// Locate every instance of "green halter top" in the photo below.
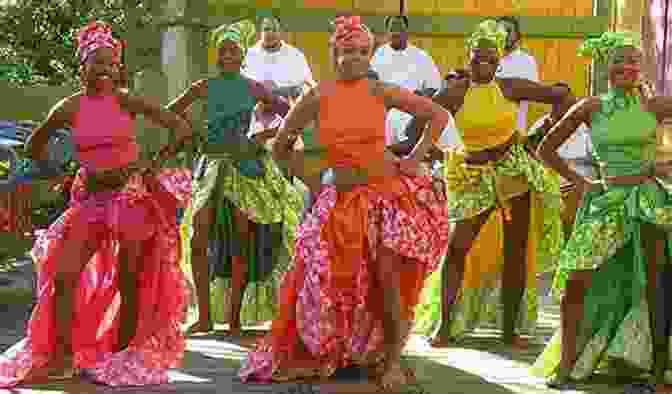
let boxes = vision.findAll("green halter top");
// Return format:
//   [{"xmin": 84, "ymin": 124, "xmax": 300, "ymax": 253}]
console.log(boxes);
[{"xmin": 590, "ymin": 88, "xmax": 658, "ymax": 178}]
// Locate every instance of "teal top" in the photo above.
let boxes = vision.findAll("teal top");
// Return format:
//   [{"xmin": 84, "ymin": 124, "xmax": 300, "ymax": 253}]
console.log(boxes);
[
  {"xmin": 206, "ymin": 72, "xmax": 256, "ymax": 147},
  {"xmin": 205, "ymin": 72, "xmax": 290, "ymax": 177},
  {"xmin": 590, "ymin": 88, "xmax": 657, "ymax": 178}
]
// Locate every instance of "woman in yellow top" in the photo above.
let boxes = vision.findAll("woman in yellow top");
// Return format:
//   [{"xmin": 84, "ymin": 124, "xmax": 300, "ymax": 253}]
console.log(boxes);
[{"xmin": 414, "ymin": 20, "xmax": 572, "ymax": 347}]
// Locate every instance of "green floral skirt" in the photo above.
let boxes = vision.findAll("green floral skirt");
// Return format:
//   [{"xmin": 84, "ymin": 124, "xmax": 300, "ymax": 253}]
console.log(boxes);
[
  {"xmin": 414, "ymin": 144, "xmax": 564, "ymax": 339},
  {"xmin": 180, "ymin": 154, "xmax": 304, "ymax": 326},
  {"xmin": 532, "ymin": 179, "xmax": 672, "ymax": 382}
]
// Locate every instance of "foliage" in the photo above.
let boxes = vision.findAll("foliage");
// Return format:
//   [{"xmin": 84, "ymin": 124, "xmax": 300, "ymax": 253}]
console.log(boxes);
[{"xmin": 0, "ymin": 0, "xmax": 161, "ymax": 86}]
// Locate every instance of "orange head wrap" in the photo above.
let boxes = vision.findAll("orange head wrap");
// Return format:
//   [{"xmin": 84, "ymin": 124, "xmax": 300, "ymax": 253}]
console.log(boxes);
[{"xmin": 329, "ymin": 16, "xmax": 372, "ymax": 49}]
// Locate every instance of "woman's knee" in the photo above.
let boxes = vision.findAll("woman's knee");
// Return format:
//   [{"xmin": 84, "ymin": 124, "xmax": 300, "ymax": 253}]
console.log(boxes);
[{"xmin": 54, "ymin": 237, "xmax": 95, "ymax": 281}]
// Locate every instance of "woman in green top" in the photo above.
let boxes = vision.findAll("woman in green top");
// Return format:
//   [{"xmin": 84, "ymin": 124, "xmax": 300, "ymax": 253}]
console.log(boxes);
[
  {"xmin": 168, "ymin": 21, "xmax": 303, "ymax": 337},
  {"xmin": 532, "ymin": 31, "xmax": 672, "ymax": 392}
]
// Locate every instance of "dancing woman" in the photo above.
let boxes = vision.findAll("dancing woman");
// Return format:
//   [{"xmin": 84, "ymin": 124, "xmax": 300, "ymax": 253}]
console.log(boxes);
[
  {"xmin": 414, "ymin": 20, "xmax": 569, "ymax": 347},
  {"xmin": 238, "ymin": 16, "xmax": 451, "ymax": 391},
  {"xmin": 173, "ymin": 21, "xmax": 303, "ymax": 336},
  {"xmin": 531, "ymin": 32, "xmax": 672, "ymax": 392},
  {"xmin": 0, "ymin": 21, "xmax": 194, "ymax": 387}
]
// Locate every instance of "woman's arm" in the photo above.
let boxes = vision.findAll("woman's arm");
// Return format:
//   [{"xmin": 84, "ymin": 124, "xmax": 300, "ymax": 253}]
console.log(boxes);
[
  {"xmin": 247, "ymin": 78, "xmax": 291, "ymax": 118},
  {"xmin": 648, "ymin": 96, "xmax": 672, "ymax": 121},
  {"xmin": 120, "ymin": 92, "xmax": 193, "ymax": 164},
  {"xmin": 376, "ymin": 81, "xmax": 453, "ymax": 162},
  {"xmin": 25, "ymin": 96, "xmax": 73, "ymax": 161},
  {"xmin": 273, "ymin": 85, "xmax": 320, "ymax": 162},
  {"xmin": 537, "ymin": 97, "xmax": 600, "ymax": 185},
  {"xmin": 498, "ymin": 78, "xmax": 572, "ymax": 108},
  {"xmin": 166, "ymin": 79, "xmax": 206, "ymax": 117}
]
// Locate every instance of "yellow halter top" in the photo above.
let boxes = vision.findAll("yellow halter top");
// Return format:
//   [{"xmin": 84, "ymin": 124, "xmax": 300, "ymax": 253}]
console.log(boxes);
[{"xmin": 455, "ymin": 81, "xmax": 519, "ymax": 152}]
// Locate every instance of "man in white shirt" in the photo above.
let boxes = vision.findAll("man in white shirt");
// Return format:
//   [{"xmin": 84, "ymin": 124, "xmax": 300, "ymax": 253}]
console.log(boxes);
[
  {"xmin": 496, "ymin": 16, "xmax": 539, "ymax": 132},
  {"xmin": 371, "ymin": 15, "xmax": 442, "ymax": 145},
  {"xmin": 243, "ymin": 15, "xmax": 315, "ymax": 89}
]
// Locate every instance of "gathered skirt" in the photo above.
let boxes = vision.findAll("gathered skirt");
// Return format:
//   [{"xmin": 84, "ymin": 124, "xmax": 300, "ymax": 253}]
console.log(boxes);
[
  {"xmin": 180, "ymin": 155, "xmax": 303, "ymax": 325},
  {"xmin": 239, "ymin": 174, "xmax": 450, "ymax": 382},
  {"xmin": 414, "ymin": 145, "xmax": 564, "ymax": 340},
  {"xmin": 0, "ymin": 167, "xmax": 193, "ymax": 387},
  {"xmin": 533, "ymin": 180, "xmax": 672, "ymax": 382}
]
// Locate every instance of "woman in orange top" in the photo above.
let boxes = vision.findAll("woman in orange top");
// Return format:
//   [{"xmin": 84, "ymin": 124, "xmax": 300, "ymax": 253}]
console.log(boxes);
[{"xmin": 238, "ymin": 16, "xmax": 452, "ymax": 391}]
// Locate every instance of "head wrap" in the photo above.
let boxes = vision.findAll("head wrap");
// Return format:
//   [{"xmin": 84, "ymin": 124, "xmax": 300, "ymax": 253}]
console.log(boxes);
[
  {"xmin": 329, "ymin": 16, "xmax": 372, "ymax": 49},
  {"xmin": 75, "ymin": 21, "xmax": 124, "ymax": 64},
  {"xmin": 465, "ymin": 19, "xmax": 507, "ymax": 55},
  {"xmin": 578, "ymin": 31, "xmax": 642, "ymax": 63},
  {"xmin": 208, "ymin": 20, "xmax": 257, "ymax": 65},
  {"xmin": 259, "ymin": 15, "xmax": 282, "ymax": 32}
]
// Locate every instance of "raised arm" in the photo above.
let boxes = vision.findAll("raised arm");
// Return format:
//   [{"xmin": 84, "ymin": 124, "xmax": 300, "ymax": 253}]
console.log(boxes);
[
  {"xmin": 25, "ymin": 96, "xmax": 73, "ymax": 161},
  {"xmin": 272, "ymin": 85, "xmax": 320, "ymax": 162},
  {"xmin": 498, "ymin": 78, "xmax": 572, "ymax": 109},
  {"xmin": 537, "ymin": 97, "xmax": 600, "ymax": 185},
  {"xmin": 648, "ymin": 95, "xmax": 672, "ymax": 121},
  {"xmin": 166, "ymin": 79, "xmax": 207, "ymax": 117},
  {"xmin": 120, "ymin": 92, "xmax": 193, "ymax": 164},
  {"xmin": 376, "ymin": 80, "xmax": 453, "ymax": 162},
  {"xmin": 388, "ymin": 79, "xmax": 465, "ymax": 157}
]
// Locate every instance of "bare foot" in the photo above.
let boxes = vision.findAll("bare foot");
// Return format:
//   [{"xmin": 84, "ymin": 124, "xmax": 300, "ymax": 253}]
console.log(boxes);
[
  {"xmin": 430, "ymin": 334, "xmax": 455, "ymax": 348},
  {"xmin": 502, "ymin": 334, "xmax": 531, "ymax": 349},
  {"xmin": 22, "ymin": 355, "xmax": 73, "ymax": 384},
  {"xmin": 186, "ymin": 320, "xmax": 213, "ymax": 335},
  {"xmin": 377, "ymin": 362, "xmax": 410, "ymax": 393}
]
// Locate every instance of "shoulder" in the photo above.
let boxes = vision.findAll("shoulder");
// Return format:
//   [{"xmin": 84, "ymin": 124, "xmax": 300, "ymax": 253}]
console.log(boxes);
[{"xmin": 51, "ymin": 93, "xmax": 80, "ymax": 120}]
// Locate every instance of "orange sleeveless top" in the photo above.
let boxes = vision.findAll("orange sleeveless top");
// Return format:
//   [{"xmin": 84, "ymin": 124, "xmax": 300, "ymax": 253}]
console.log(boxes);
[{"xmin": 318, "ymin": 79, "xmax": 388, "ymax": 174}]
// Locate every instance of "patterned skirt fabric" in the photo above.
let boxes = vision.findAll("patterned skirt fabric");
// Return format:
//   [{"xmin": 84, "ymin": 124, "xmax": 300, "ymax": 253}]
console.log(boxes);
[
  {"xmin": 414, "ymin": 145, "xmax": 564, "ymax": 340},
  {"xmin": 0, "ymin": 184, "xmax": 33, "ymax": 235},
  {"xmin": 238, "ymin": 175, "xmax": 449, "ymax": 382},
  {"xmin": 532, "ymin": 179, "xmax": 672, "ymax": 382},
  {"xmin": 181, "ymin": 155, "xmax": 303, "ymax": 326},
  {"xmin": 0, "ymin": 167, "xmax": 191, "ymax": 387}
]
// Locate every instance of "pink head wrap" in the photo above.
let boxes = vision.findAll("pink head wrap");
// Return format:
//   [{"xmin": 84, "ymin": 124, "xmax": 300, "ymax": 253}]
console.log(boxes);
[
  {"xmin": 75, "ymin": 21, "xmax": 125, "ymax": 64},
  {"xmin": 330, "ymin": 16, "xmax": 372, "ymax": 49}
]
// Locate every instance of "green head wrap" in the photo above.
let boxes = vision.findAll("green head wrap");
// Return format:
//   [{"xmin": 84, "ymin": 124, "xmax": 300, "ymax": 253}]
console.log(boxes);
[
  {"xmin": 578, "ymin": 31, "xmax": 642, "ymax": 63},
  {"xmin": 466, "ymin": 19, "xmax": 507, "ymax": 55},
  {"xmin": 209, "ymin": 20, "xmax": 257, "ymax": 55}
]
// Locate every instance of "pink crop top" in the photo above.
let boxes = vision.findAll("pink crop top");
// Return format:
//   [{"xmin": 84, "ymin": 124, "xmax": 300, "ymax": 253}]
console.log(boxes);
[{"xmin": 72, "ymin": 95, "xmax": 140, "ymax": 171}]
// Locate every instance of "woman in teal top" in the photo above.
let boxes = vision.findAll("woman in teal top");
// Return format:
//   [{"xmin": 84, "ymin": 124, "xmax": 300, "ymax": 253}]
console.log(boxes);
[
  {"xmin": 167, "ymin": 21, "xmax": 304, "ymax": 337},
  {"xmin": 532, "ymin": 31, "xmax": 672, "ymax": 392}
]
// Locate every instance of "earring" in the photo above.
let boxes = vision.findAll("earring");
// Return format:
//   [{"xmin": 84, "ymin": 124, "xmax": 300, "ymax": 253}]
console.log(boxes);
[{"xmin": 497, "ymin": 64, "xmax": 503, "ymax": 73}]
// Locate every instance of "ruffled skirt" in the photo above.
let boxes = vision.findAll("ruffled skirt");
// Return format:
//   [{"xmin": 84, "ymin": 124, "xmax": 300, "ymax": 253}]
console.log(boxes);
[
  {"xmin": 0, "ymin": 167, "xmax": 193, "ymax": 387},
  {"xmin": 239, "ymin": 175, "xmax": 449, "ymax": 382}
]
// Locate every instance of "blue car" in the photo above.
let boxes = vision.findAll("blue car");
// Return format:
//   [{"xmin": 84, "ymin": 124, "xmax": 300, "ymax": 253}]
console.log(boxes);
[{"xmin": 0, "ymin": 120, "xmax": 74, "ymax": 192}]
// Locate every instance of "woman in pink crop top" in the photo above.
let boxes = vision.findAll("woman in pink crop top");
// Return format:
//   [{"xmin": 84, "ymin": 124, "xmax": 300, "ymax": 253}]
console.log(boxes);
[
  {"xmin": 0, "ymin": 21, "xmax": 194, "ymax": 387},
  {"xmin": 239, "ymin": 16, "xmax": 451, "ymax": 392}
]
